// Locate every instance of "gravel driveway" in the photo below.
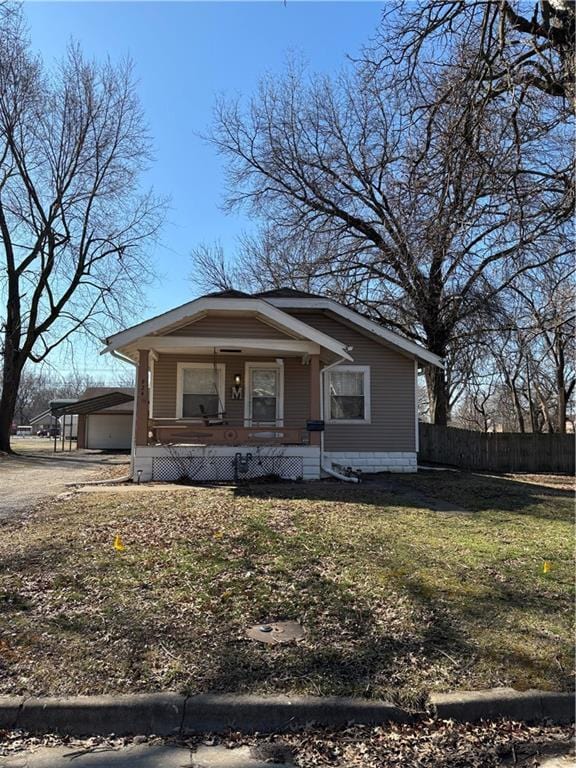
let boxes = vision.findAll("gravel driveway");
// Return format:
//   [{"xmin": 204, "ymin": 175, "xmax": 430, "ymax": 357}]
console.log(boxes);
[{"xmin": 0, "ymin": 449, "xmax": 130, "ymax": 519}]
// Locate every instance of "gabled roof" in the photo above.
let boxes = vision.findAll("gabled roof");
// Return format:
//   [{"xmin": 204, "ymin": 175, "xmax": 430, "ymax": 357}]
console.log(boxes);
[
  {"xmin": 254, "ymin": 288, "xmax": 323, "ymax": 299},
  {"xmin": 264, "ymin": 295, "xmax": 443, "ymax": 368},
  {"xmin": 203, "ymin": 289, "xmax": 252, "ymax": 298},
  {"xmin": 103, "ymin": 296, "xmax": 353, "ymax": 361},
  {"xmin": 102, "ymin": 289, "xmax": 443, "ymax": 368}
]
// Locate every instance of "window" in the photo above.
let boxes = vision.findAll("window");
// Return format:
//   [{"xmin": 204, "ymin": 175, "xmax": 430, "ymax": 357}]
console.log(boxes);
[
  {"xmin": 326, "ymin": 366, "xmax": 370, "ymax": 423},
  {"xmin": 244, "ymin": 362, "xmax": 284, "ymax": 425},
  {"xmin": 177, "ymin": 363, "xmax": 225, "ymax": 419}
]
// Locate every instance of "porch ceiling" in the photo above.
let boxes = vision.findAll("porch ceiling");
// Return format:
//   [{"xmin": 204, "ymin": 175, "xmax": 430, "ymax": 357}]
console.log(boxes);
[{"xmin": 120, "ymin": 335, "xmax": 323, "ymax": 360}]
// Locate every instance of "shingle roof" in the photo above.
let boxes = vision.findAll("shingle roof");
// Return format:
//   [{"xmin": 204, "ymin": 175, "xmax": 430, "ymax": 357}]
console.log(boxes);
[
  {"xmin": 202, "ymin": 287, "xmax": 324, "ymax": 300},
  {"xmin": 254, "ymin": 288, "xmax": 323, "ymax": 299},
  {"xmin": 203, "ymin": 289, "xmax": 252, "ymax": 298}
]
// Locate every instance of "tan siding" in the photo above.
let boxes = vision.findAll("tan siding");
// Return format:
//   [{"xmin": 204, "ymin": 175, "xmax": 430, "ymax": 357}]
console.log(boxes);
[
  {"xmin": 166, "ymin": 315, "xmax": 290, "ymax": 339},
  {"xmin": 287, "ymin": 311, "xmax": 416, "ymax": 452},
  {"xmin": 283, "ymin": 356, "xmax": 310, "ymax": 425},
  {"xmin": 152, "ymin": 354, "xmax": 310, "ymax": 425},
  {"xmin": 151, "ymin": 308, "xmax": 417, "ymax": 452}
]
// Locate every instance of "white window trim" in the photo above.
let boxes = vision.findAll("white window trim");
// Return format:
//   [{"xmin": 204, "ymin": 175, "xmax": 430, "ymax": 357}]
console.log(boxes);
[
  {"xmin": 324, "ymin": 365, "xmax": 371, "ymax": 425},
  {"xmin": 244, "ymin": 360, "xmax": 284, "ymax": 426},
  {"xmin": 176, "ymin": 362, "xmax": 226, "ymax": 420}
]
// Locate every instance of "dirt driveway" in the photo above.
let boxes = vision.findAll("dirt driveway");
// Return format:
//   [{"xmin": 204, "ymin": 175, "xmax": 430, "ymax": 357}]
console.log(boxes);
[{"xmin": 0, "ymin": 447, "xmax": 130, "ymax": 519}]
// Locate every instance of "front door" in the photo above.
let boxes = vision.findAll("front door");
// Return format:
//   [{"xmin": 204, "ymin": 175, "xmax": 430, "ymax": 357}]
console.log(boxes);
[{"xmin": 245, "ymin": 364, "xmax": 283, "ymax": 425}]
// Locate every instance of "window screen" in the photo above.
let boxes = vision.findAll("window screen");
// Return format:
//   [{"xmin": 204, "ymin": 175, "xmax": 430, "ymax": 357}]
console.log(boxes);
[
  {"xmin": 182, "ymin": 368, "xmax": 220, "ymax": 418},
  {"xmin": 329, "ymin": 370, "xmax": 366, "ymax": 420}
]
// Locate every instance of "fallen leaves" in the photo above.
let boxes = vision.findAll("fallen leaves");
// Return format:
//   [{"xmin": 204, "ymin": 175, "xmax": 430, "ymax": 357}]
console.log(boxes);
[{"xmin": 0, "ymin": 477, "xmax": 572, "ymax": 701}]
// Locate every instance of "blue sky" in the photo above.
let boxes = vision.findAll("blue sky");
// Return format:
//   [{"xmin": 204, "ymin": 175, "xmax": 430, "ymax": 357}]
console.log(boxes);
[{"xmin": 24, "ymin": 1, "xmax": 383, "ymax": 380}]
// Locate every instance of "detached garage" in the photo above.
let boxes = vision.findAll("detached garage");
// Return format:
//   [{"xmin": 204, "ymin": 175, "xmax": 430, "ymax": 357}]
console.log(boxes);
[
  {"xmin": 84, "ymin": 412, "xmax": 133, "ymax": 450},
  {"xmin": 76, "ymin": 388, "xmax": 134, "ymax": 451}
]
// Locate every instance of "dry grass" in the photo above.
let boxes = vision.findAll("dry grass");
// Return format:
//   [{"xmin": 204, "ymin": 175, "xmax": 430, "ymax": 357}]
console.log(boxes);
[{"xmin": 0, "ymin": 472, "xmax": 573, "ymax": 703}]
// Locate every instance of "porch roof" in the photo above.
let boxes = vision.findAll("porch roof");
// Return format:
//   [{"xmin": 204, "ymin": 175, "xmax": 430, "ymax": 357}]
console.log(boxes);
[
  {"xmin": 102, "ymin": 290, "xmax": 443, "ymax": 368},
  {"xmin": 102, "ymin": 296, "xmax": 353, "ymax": 363}
]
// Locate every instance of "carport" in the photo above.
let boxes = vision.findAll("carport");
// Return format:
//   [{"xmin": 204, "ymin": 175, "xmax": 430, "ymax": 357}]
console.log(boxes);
[
  {"xmin": 30, "ymin": 390, "xmax": 134, "ymax": 452},
  {"xmin": 75, "ymin": 388, "xmax": 134, "ymax": 451}
]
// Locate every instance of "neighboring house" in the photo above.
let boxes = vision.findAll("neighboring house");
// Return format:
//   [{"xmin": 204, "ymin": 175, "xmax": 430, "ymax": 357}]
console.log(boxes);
[
  {"xmin": 103, "ymin": 289, "xmax": 443, "ymax": 482},
  {"xmin": 30, "ymin": 405, "xmax": 77, "ymax": 438},
  {"xmin": 76, "ymin": 387, "xmax": 134, "ymax": 450}
]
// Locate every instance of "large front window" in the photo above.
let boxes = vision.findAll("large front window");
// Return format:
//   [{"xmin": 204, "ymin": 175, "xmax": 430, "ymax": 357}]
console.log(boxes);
[
  {"xmin": 326, "ymin": 366, "xmax": 370, "ymax": 423},
  {"xmin": 178, "ymin": 364, "xmax": 225, "ymax": 419}
]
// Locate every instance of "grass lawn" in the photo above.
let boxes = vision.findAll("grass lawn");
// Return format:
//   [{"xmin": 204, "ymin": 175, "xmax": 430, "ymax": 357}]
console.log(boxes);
[{"xmin": 0, "ymin": 472, "xmax": 573, "ymax": 704}]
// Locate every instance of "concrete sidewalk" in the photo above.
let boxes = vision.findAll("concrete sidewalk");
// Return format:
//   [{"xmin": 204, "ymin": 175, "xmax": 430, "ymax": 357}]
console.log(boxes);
[
  {"xmin": 0, "ymin": 744, "xmax": 294, "ymax": 768},
  {"xmin": 0, "ymin": 743, "xmax": 570, "ymax": 767},
  {"xmin": 0, "ymin": 745, "xmax": 191, "ymax": 768}
]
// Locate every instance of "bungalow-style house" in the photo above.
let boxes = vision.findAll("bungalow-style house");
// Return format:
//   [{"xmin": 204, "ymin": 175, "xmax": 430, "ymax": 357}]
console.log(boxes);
[{"xmin": 102, "ymin": 289, "xmax": 443, "ymax": 482}]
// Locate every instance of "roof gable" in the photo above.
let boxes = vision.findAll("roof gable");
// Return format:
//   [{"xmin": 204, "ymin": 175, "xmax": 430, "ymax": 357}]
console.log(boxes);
[
  {"xmin": 102, "ymin": 290, "xmax": 442, "ymax": 368},
  {"xmin": 103, "ymin": 296, "xmax": 353, "ymax": 362},
  {"xmin": 164, "ymin": 314, "xmax": 292, "ymax": 340}
]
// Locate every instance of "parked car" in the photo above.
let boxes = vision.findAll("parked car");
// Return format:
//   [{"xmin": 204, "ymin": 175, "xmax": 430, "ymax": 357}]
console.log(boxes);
[{"xmin": 36, "ymin": 427, "xmax": 60, "ymax": 437}]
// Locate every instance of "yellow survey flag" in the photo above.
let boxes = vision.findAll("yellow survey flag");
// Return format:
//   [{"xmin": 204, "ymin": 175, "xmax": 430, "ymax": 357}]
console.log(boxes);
[
  {"xmin": 543, "ymin": 561, "xmax": 552, "ymax": 574},
  {"xmin": 113, "ymin": 535, "xmax": 126, "ymax": 552}
]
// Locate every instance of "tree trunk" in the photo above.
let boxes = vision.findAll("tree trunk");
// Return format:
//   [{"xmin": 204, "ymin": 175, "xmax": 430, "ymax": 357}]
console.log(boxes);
[
  {"xmin": 0, "ymin": 348, "xmax": 24, "ymax": 454},
  {"xmin": 556, "ymin": 338, "xmax": 567, "ymax": 433},
  {"xmin": 502, "ymin": 368, "xmax": 525, "ymax": 432},
  {"xmin": 425, "ymin": 364, "xmax": 449, "ymax": 425},
  {"xmin": 525, "ymin": 361, "xmax": 538, "ymax": 432},
  {"xmin": 511, "ymin": 384, "xmax": 526, "ymax": 433}
]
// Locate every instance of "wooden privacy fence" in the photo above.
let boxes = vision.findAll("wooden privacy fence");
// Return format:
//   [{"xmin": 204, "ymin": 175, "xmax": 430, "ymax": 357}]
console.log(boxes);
[{"xmin": 418, "ymin": 423, "xmax": 575, "ymax": 474}]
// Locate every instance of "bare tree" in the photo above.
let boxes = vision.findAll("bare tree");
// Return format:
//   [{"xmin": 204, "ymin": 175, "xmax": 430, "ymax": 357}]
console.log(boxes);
[
  {"xmin": 512, "ymin": 261, "xmax": 576, "ymax": 432},
  {"xmin": 378, "ymin": 1, "xmax": 576, "ymax": 103},
  {"xmin": 451, "ymin": 248, "xmax": 575, "ymax": 433},
  {"xmin": 0, "ymin": 8, "xmax": 162, "ymax": 452},
  {"xmin": 13, "ymin": 367, "xmax": 49, "ymax": 426},
  {"xmin": 206, "ymin": 53, "xmax": 570, "ymax": 424}
]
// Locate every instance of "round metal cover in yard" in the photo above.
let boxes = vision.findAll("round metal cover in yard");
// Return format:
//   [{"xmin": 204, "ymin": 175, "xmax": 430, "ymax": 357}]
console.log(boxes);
[{"xmin": 246, "ymin": 620, "xmax": 305, "ymax": 644}]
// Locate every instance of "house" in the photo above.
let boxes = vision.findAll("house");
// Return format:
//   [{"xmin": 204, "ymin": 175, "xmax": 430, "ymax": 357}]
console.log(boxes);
[
  {"xmin": 102, "ymin": 289, "xmax": 443, "ymax": 482},
  {"xmin": 30, "ymin": 403, "xmax": 78, "ymax": 439}
]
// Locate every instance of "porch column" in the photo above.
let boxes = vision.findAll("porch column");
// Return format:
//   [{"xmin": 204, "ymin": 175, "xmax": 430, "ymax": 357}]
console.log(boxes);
[
  {"xmin": 134, "ymin": 349, "xmax": 150, "ymax": 447},
  {"xmin": 309, "ymin": 354, "xmax": 321, "ymax": 446}
]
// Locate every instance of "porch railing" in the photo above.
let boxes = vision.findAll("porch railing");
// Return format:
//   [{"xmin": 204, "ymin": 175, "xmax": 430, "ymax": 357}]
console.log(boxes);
[{"xmin": 148, "ymin": 419, "xmax": 309, "ymax": 446}]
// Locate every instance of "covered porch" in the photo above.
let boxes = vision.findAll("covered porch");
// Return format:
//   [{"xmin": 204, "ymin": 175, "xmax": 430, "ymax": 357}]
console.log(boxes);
[
  {"xmin": 132, "ymin": 341, "xmax": 326, "ymax": 449},
  {"xmin": 102, "ymin": 296, "xmax": 354, "ymax": 481}
]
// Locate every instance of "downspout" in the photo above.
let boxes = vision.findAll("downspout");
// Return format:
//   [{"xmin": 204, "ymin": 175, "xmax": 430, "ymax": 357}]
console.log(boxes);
[
  {"xmin": 110, "ymin": 349, "xmax": 138, "ymax": 481},
  {"xmin": 320, "ymin": 353, "xmax": 359, "ymax": 483}
]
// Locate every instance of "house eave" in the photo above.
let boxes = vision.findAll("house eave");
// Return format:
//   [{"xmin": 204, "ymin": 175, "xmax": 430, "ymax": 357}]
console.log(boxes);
[
  {"xmin": 102, "ymin": 297, "xmax": 353, "ymax": 362},
  {"xmin": 265, "ymin": 297, "xmax": 444, "ymax": 369}
]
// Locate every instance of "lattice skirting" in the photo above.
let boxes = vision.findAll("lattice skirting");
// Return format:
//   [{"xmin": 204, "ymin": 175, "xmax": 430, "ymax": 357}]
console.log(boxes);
[{"xmin": 152, "ymin": 454, "xmax": 304, "ymax": 482}]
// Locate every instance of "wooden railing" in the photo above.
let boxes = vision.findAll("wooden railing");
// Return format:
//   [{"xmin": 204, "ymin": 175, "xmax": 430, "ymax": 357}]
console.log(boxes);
[{"xmin": 148, "ymin": 419, "xmax": 309, "ymax": 446}]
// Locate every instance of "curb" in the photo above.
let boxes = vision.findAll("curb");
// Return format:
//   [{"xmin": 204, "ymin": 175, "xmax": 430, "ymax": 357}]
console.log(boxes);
[
  {"xmin": 430, "ymin": 689, "xmax": 574, "ymax": 725},
  {"xmin": 0, "ymin": 689, "xmax": 573, "ymax": 737},
  {"xmin": 181, "ymin": 694, "xmax": 412, "ymax": 735}
]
